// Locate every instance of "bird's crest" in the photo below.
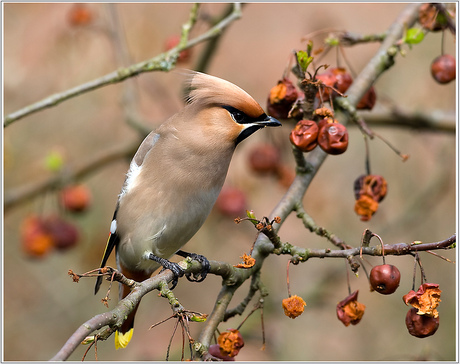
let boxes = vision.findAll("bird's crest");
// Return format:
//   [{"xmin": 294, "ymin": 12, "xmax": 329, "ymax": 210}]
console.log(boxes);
[{"xmin": 185, "ymin": 71, "xmax": 265, "ymax": 118}]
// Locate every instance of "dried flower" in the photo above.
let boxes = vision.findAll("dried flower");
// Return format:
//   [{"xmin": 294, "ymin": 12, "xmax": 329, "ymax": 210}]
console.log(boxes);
[
  {"xmin": 217, "ymin": 329, "xmax": 244, "ymax": 358},
  {"xmin": 234, "ymin": 253, "xmax": 256, "ymax": 268},
  {"xmin": 418, "ymin": 3, "xmax": 450, "ymax": 32},
  {"xmin": 282, "ymin": 295, "xmax": 307, "ymax": 319},
  {"xmin": 354, "ymin": 175, "xmax": 388, "ymax": 203},
  {"xmin": 336, "ymin": 290, "xmax": 366, "ymax": 326},
  {"xmin": 403, "ymin": 283, "xmax": 442, "ymax": 318},
  {"xmin": 354, "ymin": 195, "xmax": 379, "ymax": 221}
]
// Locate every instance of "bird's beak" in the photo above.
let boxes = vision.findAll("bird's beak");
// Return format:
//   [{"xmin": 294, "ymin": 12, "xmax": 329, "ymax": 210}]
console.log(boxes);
[{"xmin": 257, "ymin": 115, "xmax": 282, "ymax": 128}]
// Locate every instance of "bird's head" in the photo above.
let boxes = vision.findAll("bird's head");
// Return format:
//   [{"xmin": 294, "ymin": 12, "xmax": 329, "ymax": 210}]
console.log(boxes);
[{"xmin": 185, "ymin": 72, "xmax": 281, "ymax": 146}]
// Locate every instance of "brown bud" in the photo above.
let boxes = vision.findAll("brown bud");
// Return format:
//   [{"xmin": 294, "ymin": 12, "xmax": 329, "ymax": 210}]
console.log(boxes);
[
  {"xmin": 405, "ymin": 307, "xmax": 439, "ymax": 338},
  {"xmin": 431, "ymin": 54, "xmax": 456, "ymax": 84},
  {"xmin": 317, "ymin": 123, "xmax": 349, "ymax": 155},
  {"xmin": 369, "ymin": 264, "xmax": 400, "ymax": 295},
  {"xmin": 289, "ymin": 119, "xmax": 319, "ymax": 152}
]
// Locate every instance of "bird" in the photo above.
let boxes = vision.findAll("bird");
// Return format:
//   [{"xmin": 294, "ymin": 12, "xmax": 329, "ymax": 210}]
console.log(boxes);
[{"xmin": 94, "ymin": 71, "xmax": 281, "ymax": 349}]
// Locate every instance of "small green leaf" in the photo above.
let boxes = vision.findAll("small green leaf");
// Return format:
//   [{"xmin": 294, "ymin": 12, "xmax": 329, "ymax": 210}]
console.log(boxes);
[
  {"xmin": 246, "ymin": 210, "xmax": 256, "ymax": 220},
  {"xmin": 44, "ymin": 150, "xmax": 64, "ymax": 172},
  {"xmin": 190, "ymin": 314, "xmax": 207, "ymax": 322},
  {"xmin": 297, "ymin": 50, "xmax": 313, "ymax": 73},
  {"xmin": 404, "ymin": 27, "xmax": 425, "ymax": 45}
]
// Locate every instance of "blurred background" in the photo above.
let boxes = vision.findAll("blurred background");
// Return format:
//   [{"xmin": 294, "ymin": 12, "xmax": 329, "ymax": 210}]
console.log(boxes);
[{"xmin": 3, "ymin": 3, "xmax": 457, "ymax": 361}]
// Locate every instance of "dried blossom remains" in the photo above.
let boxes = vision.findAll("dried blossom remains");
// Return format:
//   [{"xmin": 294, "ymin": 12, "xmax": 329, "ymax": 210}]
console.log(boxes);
[
  {"xmin": 282, "ymin": 295, "xmax": 307, "ymax": 319},
  {"xmin": 336, "ymin": 290, "xmax": 366, "ymax": 326}
]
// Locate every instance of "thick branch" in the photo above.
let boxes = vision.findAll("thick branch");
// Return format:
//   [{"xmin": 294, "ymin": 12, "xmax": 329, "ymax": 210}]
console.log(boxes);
[{"xmin": 4, "ymin": 3, "xmax": 242, "ymax": 127}]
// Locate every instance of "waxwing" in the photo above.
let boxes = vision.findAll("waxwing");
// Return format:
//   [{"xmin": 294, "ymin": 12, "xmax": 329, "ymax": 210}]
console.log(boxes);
[{"xmin": 94, "ymin": 71, "xmax": 281, "ymax": 349}]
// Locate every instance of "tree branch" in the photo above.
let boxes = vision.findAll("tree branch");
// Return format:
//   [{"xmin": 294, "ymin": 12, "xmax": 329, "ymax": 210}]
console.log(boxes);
[
  {"xmin": 3, "ymin": 3, "xmax": 242, "ymax": 127},
  {"xmin": 195, "ymin": 2, "xmax": 423, "ymax": 354}
]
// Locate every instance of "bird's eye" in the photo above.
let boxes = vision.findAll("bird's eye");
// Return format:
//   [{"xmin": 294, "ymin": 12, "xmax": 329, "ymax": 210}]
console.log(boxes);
[{"xmin": 232, "ymin": 110, "xmax": 245, "ymax": 123}]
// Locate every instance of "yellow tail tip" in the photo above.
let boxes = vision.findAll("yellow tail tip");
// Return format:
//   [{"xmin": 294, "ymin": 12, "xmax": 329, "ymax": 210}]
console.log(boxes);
[{"xmin": 115, "ymin": 329, "xmax": 133, "ymax": 350}]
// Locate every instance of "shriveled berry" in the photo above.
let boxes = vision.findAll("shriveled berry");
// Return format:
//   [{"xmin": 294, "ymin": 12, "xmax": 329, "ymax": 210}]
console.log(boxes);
[
  {"xmin": 317, "ymin": 123, "xmax": 349, "ymax": 155},
  {"xmin": 248, "ymin": 144, "xmax": 280, "ymax": 174},
  {"xmin": 431, "ymin": 54, "xmax": 456, "ymax": 84},
  {"xmin": 357, "ymin": 86, "xmax": 377, "ymax": 110},
  {"xmin": 289, "ymin": 119, "xmax": 318, "ymax": 152},
  {"xmin": 208, "ymin": 344, "xmax": 235, "ymax": 361},
  {"xmin": 405, "ymin": 307, "xmax": 439, "ymax": 338},
  {"xmin": 316, "ymin": 67, "xmax": 352, "ymax": 100},
  {"xmin": 418, "ymin": 3, "xmax": 450, "ymax": 32},
  {"xmin": 369, "ymin": 264, "xmax": 401, "ymax": 295},
  {"xmin": 267, "ymin": 78, "xmax": 299, "ymax": 119}
]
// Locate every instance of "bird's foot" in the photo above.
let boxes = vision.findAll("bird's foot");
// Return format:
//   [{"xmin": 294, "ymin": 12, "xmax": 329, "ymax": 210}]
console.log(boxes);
[
  {"xmin": 176, "ymin": 250, "xmax": 210, "ymax": 283},
  {"xmin": 148, "ymin": 253, "xmax": 184, "ymax": 289}
]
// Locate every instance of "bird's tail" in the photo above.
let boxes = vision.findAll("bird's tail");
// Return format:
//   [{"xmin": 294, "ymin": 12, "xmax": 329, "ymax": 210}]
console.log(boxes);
[{"xmin": 114, "ymin": 265, "xmax": 150, "ymax": 349}]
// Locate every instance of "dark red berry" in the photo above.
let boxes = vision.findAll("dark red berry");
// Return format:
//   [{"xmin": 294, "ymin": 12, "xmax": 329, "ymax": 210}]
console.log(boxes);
[
  {"xmin": 369, "ymin": 264, "xmax": 400, "ymax": 295},
  {"xmin": 405, "ymin": 307, "xmax": 439, "ymax": 338},
  {"xmin": 431, "ymin": 54, "xmax": 456, "ymax": 84}
]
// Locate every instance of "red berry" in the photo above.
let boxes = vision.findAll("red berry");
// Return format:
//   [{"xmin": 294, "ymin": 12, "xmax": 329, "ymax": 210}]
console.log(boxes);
[
  {"xmin": 317, "ymin": 123, "xmax": 349, "ymax": 155},
  {"xmin": 60, "ymin": 184, "xmax": 91, "ymax": 213},
  {"xmin": 208, "ymin": 344, "xmax": 235, "ymax": 361},
  {"xmin": 215, "ymin": 186, "xmax": 247, "ymax": 217},
  {"xmin": 267, "ymin": 78, "xmax": 299, "ymax": 119},
  {"xmin": 431, "ymin": 54, "xmax": 456, "ymax": 84},
  {"xmin": 68, "ymin": 4, "xmax": 93, "ymax": 26},
  {"xmin": 316, "ymin": 68, "xmax": 352, "ymax": 100},
  {"xmin": 369, "ymin": 264, "xmax": 400, "ymax": 295},
  {"xmin": 164, "ymin": 35, "xmax": 192, "ymax": 63},
  {"xmin": 405, "ymin": 307, "xmax": 439, "ymax": 338},
  {"xmin": 44, "ymin": 216, "xmax": 79, "ymax": 251},
  {"xmin": 21, "ymin": 215, "xmax": 53, "ymax": 258}
]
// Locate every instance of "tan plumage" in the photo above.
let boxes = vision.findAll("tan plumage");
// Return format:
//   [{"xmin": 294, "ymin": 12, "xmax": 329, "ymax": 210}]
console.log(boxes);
[{"xmin": 95, "ymin": 71, "xmax": 280, "ymax": 349}]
